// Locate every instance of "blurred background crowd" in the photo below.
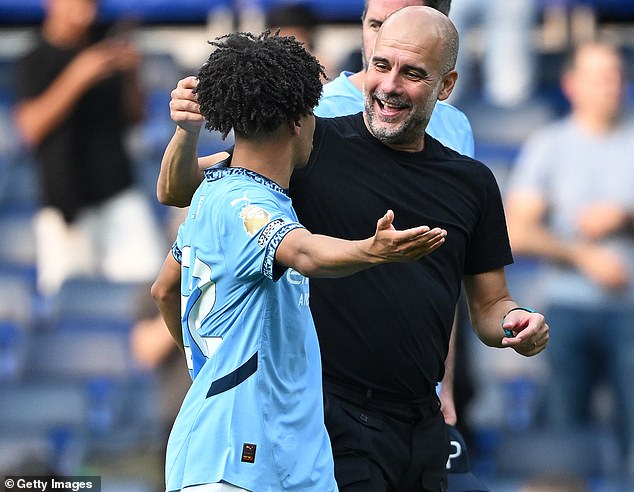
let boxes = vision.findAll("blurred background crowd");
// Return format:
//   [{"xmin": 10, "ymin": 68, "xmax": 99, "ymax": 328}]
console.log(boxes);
[{"xmin": 0, "ymin": 0, "xmax": 633, "ymax": 491}]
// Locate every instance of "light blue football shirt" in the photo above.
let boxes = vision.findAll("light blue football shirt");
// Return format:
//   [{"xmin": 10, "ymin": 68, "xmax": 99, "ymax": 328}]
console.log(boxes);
[
  {"xmin": 315, "ymin": 71, "xmax": 475, "ymax": 157},
  {"xmin": 166, "ymin": 166, "xmax": 337, "ymax": 492}
]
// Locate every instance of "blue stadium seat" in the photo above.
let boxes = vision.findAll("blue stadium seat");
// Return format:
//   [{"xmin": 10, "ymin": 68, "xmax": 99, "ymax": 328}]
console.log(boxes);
[
  {"xmin": 255, "ymin": 0, "xmax": 364, "ymax": 22},
  {"xmin": 21, "ymin": 321, "xmax": 162, "ymax": 444},
  {"xmin": 25, "ymin": 320, "xmax": 135, "ymax": 380},
  {"xmin": 49, "ymin": 277, "xmax": 147, "ymax": 323},
  {"xmin": 0, "ymin": 209, "xmax": 37, "ymax": 274},
  {"xmin": 494, "ymin": 427, "xmax": 621, "ymax": 479},
  {"xmin": 0, "ymin": 381, "xmax": 88, "ymax": 432},
  {"xmin": 0, "ymin": 0, "xmax": 231, "ymax": 25},
  {"xmin": 0, "ymin": 273, "xmax": 35, "ymax": 327},
  {"xmin": 0, "ymin": 319, "xmax": 28, "ymax": 383}
]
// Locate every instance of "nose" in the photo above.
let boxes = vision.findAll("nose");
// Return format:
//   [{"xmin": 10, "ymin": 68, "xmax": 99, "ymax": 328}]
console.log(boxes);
[{"xmin": 378, "ymin": 68, "xmax": 401, "ymax": 95}]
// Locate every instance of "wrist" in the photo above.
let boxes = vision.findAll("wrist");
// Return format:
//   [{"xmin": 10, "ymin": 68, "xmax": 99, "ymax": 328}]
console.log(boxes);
[{"xmin": 502, "ymin": 306, "xmax": 535, "ymax": 337}]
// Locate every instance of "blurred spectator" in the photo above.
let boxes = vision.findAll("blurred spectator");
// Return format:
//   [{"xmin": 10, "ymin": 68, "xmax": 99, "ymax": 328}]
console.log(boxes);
[
  {"xmin": 449, "ymin": 0, "xmax": 538, "ymax": 107},
  {"xmin": 264, "ymin": 3, "xmax": 335, "ymax": 77},
  {"xmin": 519, "ymin": 472, "xmax": 589, "ymax": 492},
  {"xmin": 12, "ymin": 0, "xmax": 165, "ymax": 296},
  {"xmin": 505, "ymin": 41, "xmax": 634, "ymax": 477},
  {"xmin": 265, "ymin": 3, "xmax": 318, "ymax": 53}
]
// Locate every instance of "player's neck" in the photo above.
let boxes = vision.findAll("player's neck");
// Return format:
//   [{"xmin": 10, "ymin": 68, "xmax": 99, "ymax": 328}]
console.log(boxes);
[{"xmin": 231, "ymin": 141, "xmax": 295, "ymax": 190}]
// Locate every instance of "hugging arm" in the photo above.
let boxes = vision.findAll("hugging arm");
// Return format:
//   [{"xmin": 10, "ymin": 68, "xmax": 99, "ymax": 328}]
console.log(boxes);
[{"xmin": 157, "ymin": 76, "xmax": 228, "ymax": 206}]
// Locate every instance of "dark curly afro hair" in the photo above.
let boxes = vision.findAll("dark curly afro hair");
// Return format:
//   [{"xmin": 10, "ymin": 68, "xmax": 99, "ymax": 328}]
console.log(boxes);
[{"xmin": 196, "ymin": 30, "xmax": 326, "ymax": 140}]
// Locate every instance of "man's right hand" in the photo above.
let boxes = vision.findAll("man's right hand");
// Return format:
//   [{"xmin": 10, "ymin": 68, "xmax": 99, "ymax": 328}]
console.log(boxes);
[{"xmin": 170, "ymin": 76, "xmax": 205, "ymax": 133}]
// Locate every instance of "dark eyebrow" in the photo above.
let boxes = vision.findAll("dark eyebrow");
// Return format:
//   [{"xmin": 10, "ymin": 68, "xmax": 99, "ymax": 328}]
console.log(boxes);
[
  {"xmin": 365, "ymin": 16, "xmax": 383, "ymax": 25},
  {"xmin": 403, "ymin": 64, "xmax": 429, "ymax": 78},
  {"xmin": 372, "ymin": 56, "xmax": 429, "ymax": 78},
  {"xmin": 372, "ymin": 55, "xmax": 389, "ymax": 65}
]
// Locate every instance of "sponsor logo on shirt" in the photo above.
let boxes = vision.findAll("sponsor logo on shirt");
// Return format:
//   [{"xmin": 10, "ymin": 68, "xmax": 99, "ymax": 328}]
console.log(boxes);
[{"xmin": 241, "ymin": 443, "xmax": 257, "ymax": 463}]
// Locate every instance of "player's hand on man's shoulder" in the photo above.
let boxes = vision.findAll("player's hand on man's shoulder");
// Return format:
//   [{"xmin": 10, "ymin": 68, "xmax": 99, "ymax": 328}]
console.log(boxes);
[{"xmin": 170, "ymin": 76, "xmax": 205, "ymax": 133}]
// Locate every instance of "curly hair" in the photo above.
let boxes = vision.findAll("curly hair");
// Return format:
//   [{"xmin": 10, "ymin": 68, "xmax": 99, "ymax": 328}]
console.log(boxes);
[{"xmin": 196, "ymin": 31, "xmax": 326, "ymax": 140}]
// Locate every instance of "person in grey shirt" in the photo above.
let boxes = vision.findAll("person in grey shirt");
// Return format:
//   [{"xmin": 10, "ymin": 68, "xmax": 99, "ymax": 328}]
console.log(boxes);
[{"xmin": 505, "ymin": 41, "xmax": 634, "ymax": 478}]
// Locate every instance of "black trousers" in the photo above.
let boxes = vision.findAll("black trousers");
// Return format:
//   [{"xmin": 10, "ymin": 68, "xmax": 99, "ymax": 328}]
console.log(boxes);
[{"xmin": 324, "ymin": 379, "xmax": 449, "ymax": 492}]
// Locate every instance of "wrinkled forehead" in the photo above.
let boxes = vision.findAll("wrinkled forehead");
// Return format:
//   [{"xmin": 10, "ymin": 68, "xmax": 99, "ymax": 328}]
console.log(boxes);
[{"xmin": 373, "ymin": 18, "xmax": 444, "ymax": 64}]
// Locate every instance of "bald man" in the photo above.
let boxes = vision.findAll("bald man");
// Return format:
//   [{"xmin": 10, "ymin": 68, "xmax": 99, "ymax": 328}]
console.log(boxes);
[{"xmin": 157, "ymin": 7, "xmax": 548, "ymax": 491}]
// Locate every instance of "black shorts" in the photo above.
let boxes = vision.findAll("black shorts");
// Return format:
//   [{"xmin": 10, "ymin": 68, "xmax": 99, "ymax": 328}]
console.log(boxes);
[{"xmin": 324, "ymin": 380, "xmax": 449, "ymax": 492}]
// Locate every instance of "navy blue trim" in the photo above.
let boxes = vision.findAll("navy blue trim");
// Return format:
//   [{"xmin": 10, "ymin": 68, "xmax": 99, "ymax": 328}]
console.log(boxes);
[
  {"xmin": 262, "ymin": 223, "xmax": 304, "ymax": 279},
  {"xmin": 206, "ymin": 352, "xmax": 258, "ymax": 398},
  {"xmin": 204, "ymin": 166, "xmax": 288, "ymax": 196},
  {"xmin": 171, "ymin": 241, "xmax": 182, "ymax": 263}
]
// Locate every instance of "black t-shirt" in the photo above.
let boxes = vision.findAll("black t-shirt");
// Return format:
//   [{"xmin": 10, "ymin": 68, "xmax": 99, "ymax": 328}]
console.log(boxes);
[
  {"xmin": 14, "ymin": 36, "xmax": 133, "ymax": 222},
  {"xmin": 290, "ymin": 113, "xmax": 513, "ymax": 397}
]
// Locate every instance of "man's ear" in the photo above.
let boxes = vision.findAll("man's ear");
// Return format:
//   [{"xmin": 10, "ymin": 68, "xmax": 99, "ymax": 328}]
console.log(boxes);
[{"xmin": 438, "ymin": 70, "xmax": 458, "ymax": 101}]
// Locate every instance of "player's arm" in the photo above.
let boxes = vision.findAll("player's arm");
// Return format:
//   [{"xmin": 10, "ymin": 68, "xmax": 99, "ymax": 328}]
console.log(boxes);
[
  {"xmin": 157, "ymin": 76, "xmax": 224, "ymax": 206},
  {"xmin": 463, "ymin": 268, "xmax": 548, "ymax": 357},
  {"xmin": 151, "ymin": 252, "xmax": 184, "ymax": 352},
  {"xmin": 275, "ymin": 210, "xmax": 447, "ymax": 278}
]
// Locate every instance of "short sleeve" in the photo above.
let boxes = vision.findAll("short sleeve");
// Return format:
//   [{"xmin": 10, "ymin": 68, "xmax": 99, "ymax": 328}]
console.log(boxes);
[
  {"xmin": 220, "ymin": 185, "xmax": 304, "ymax": 281},
  {"xmin": 464, "ymin": 166, "xmax": 514, "ymax": 274},
  {"xmin": 172, "ymin": 222, "xmax": 186, "ymax": 264}
]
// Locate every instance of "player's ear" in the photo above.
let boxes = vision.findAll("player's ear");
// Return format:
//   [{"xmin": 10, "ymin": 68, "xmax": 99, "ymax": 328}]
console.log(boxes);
[{"xmin": 291, "ymin": 119, "xmax": 301, "ymax": 135}]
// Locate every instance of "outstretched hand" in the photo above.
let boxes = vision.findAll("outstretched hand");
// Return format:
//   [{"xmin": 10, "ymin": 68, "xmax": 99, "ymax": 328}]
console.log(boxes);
[{"xmin": 368, "ymin": 210, "xmax": 447, "ymax": 263}]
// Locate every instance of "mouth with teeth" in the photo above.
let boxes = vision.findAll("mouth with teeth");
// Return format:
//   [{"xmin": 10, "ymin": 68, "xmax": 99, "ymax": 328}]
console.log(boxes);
[{"xmin": 373, "ymin": 93, "xmax": 411, "ymax": 120}]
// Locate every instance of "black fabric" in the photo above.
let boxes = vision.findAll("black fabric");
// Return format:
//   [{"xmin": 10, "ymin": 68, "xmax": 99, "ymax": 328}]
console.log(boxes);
[
  {"xmin": 289, "ymin": 113, "xmax": 513, "ymax": 396},
  {"xmin": 324, "ymin": 379, "xmax": 449, "ymax": 492},
  {"xmin": 13, "ymin": 35, "xmax": 134, "ymax": 223}
]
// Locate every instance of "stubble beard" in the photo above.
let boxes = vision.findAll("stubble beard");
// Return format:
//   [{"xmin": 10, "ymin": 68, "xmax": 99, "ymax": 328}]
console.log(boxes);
[{"xmin": 364, "ymin": 92, "xmax": 428, "ymax": 147}]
